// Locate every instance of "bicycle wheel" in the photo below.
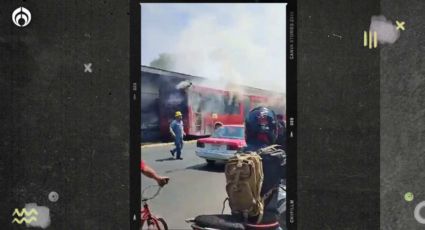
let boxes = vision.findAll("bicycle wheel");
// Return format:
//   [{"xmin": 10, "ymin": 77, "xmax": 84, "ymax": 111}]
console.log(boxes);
[
  {"xmin": 140, "ymin": 217, "xmax": 168, "ymax": 230},
  {"xmin": 155, "ymin": 217, "xmax": 168, "ymax": 230}
]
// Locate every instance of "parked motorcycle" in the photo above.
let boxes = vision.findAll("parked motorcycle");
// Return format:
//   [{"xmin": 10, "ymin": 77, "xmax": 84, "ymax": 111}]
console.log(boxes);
[{"xmin": 186, "ymin": 183, "xmax": 286, "ymax": 230}]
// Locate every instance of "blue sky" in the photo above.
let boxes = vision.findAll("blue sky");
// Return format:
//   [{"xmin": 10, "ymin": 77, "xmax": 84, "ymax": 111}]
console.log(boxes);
[{"xmin": 141, "ymin": 3, "xmax": 286, "ymax": 93}]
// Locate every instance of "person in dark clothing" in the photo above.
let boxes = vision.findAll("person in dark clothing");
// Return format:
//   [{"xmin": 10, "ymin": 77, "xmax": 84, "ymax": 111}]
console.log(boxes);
[
  {"xmin": 243, "ymin": 107, "xmax": 286, "ymax": 230},
  {"xmin": 276, "ymin": 114, "xmax": 287, "ymax": 152},
  {"xmin": 191, "ymin": 107, "xmax": 286, "ymax": 230}
]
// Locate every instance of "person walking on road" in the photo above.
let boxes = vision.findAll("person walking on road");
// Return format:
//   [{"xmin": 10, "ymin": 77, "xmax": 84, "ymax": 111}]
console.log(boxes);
[{"xmin": 169, "ymin": 111, "xmax": 185, "ymax": 160}]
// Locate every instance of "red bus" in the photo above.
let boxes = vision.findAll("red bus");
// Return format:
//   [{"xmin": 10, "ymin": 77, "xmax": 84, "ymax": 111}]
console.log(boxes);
[{"xmin": 159, "ymin": 84, "xmax": 283, "ymax": 140}]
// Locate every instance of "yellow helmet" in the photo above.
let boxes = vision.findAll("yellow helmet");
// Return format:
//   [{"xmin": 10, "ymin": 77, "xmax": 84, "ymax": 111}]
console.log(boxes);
[{"xmin": 175, "ymin": 111, "xmax": 182, "ymax": 117}]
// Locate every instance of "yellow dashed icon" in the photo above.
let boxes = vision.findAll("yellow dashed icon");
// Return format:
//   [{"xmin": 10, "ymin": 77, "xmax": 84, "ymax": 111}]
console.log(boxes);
[
  {"xmin": 12, "ymin": 208, "xmax": 38, "ymax": 224},
  {"xmin": 364, "ymin": 31, "xmax": 378, "ymax": 49}
]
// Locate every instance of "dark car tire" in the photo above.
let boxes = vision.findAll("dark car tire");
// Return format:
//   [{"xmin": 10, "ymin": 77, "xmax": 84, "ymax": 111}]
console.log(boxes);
[{"xmin": 206, "ymin": 160, "xmax": 215, "ymax": 166}]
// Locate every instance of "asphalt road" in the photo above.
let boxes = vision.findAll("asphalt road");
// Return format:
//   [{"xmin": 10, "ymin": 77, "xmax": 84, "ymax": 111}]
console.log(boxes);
[{"xmin": 141, "ymin": 142, "xmax": 231, "ymax": 229}]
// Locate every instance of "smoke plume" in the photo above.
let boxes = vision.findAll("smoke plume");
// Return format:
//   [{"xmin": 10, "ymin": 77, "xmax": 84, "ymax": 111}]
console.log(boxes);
[
  {"xmin": 142, "ymin": 4, "xmax": 287, "ymax": 94},
  {"xmin": 369, "ymin": 15, "xmax": 400, "ymax": 45},
  {"xmin": 149, "ymin": 53, "xmax": 175, "ymax": 70},
  {"xmin": 176, "ymin": 80, "xmax": 192, "ymax": 90}
]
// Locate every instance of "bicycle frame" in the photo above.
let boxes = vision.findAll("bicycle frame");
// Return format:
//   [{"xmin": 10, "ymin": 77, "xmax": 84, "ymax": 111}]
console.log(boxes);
[
  {"xmin": 140, "ymin": 185, "xmax": 167, "ymax": 229},
  {"xmin": 141, "ymin": 202, "xmax": 162, "ymax": 228}
]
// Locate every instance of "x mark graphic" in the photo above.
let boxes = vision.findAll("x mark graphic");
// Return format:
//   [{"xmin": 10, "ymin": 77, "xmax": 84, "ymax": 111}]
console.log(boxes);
[
  {"xmin": 84, "ymin": 63, "xmax": 92, "ymax": 73},
  {"xmin": 396, "ymin": 20, "xmax": 405, "ymax": 31}
]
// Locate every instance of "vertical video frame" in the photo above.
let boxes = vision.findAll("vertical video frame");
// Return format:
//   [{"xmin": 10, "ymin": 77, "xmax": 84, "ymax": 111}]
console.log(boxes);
[{"xmin": 138, "ymin": 2, "xmax": 294, "ymax": 230}]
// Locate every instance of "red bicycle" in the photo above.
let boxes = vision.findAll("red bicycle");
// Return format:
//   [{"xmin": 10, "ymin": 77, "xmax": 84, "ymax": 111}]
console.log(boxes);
[{"xmin": 140, "ymin": 184, "xmax": 169, "ymax": 230}]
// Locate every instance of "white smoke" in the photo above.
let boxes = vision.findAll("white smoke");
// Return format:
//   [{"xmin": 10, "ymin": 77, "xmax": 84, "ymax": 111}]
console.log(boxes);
[
  {"xmin": 24, "ymin": 203, "xmax": 51, "ymax": 229},
  {"xmin": 166, "ymin": 92, "xmax": 185, "ymax": 105},
  {"xmin": 142, "ymin": 4, "xmax": 286, "ymax": 94},
  {"xmin": 369, "ymin": 15, "xmax": 400, "ymax": 45},
  {"xmin": 176, "ymin": 80, "xmax": 192, "ymax": 90}
]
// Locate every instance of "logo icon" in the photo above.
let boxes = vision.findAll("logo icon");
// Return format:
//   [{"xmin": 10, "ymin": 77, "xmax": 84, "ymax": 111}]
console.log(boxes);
[
  {"xmin": 414, "ymin": 201, "xmax": 425, "ymax": 224},
  {"xmin": 12, "ymin": 208, "xmax": 38, "ymax": 224},
  {"xmin": 405, "ymin": 192, "xmax": 414, "ymax": 202},
  {"xmin": 48, "ymin": 191, "xmax": 59, "ymax": 202},
  {"xmin": 12, "ymin": 7, "xmax": 32, "ymax": 27},
  {"xmin": 396, "ymin": 20, "xmax": 406, "ymax": 31},
  {"xmin": 363, "ymin": 31, "xmax": 378, "ymax": 49},
  {"xmin": 84, "ymin": 63, "xmax": 92, "ymax": 73}
]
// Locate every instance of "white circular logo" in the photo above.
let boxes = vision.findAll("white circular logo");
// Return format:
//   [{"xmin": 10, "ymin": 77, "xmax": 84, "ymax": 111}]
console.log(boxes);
[
  {"xmin": 12, "ymin": 7, "xmax": 31, "ymax": 27},
  {"xmin": 48, "ymin": 191, "xmax": 59, "ymax": 202},
  {"xmin": 414, "ymin": 201, "xmax": 425, "ymax": 224}
]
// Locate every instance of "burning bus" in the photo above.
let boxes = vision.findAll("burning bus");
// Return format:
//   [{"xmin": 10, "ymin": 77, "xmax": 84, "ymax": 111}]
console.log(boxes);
[{"xmin": 159, "ymin": 82, "xmax": 285, "ymax": 141}]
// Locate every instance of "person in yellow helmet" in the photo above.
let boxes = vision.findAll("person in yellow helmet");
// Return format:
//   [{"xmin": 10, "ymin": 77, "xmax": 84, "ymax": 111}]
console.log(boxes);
[{"xmin": 169, "ymin": 111, "xmax": 185, "ymax": 160}]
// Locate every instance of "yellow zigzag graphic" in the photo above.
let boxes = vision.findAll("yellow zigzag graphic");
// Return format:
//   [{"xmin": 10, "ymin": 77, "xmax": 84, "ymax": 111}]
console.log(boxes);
[
  {"xmin": 12, "ymin": 217, "xmax": 38, "ymax": 224},
  {"xmin": 12, "ymin": 208, "xmax": 38, "ymax": 217}
]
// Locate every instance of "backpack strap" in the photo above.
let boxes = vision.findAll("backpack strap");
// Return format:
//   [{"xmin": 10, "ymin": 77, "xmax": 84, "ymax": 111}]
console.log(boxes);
[
  {"xmin": 255, "ymin": 187, "xmax": 278, "ymax": 224},
  {"xmin": 252, "ymin": 152, "xmax": 264, "ymax": 224},
  {"xmin": 257, "ymin": 144, "xmax": 280, "ymax": 153},
  {"xmin": 228, "ymin": 154, "xmax": 242, "ymax": 191},
  {"xmin": 256, "ymin": 205, "xmax": 264, "ymax": 224},
  {"xmin": 262, "ymin": 187, "xmax": 278, "ymax": 203},
  {"xmin": 221, "ymin": 197, "xmax": 229, "ymax": 214},
  {"xmin": 257, "ymin": 145, "xmax": 286, "ymax": 159}
]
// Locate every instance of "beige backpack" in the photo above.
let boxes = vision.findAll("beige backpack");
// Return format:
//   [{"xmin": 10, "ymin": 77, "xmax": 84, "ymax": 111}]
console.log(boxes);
[{"xmin": 224, "ymin": 152, "xmax": 264, "ymax": 223}]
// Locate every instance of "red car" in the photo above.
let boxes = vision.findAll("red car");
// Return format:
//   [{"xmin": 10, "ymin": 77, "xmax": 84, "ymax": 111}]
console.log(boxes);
[{"xmin": 195, "ymin": 125, "xmax": 246, "ymax": 165}]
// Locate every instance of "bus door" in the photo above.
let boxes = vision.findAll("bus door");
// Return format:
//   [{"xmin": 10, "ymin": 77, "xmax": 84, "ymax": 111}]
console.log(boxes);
[{"xmin": 188, "ymin": 91, "xmax": 205, "ymax": 135}]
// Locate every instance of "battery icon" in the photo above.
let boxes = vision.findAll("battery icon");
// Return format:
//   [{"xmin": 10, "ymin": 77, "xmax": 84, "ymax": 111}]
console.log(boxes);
[{"xmin": 364, "ymin": 31, "xmax": 378, "ymax": 49}]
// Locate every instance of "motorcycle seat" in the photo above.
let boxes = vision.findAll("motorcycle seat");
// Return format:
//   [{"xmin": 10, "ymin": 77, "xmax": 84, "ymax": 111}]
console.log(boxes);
[
  {"xmin": 194, "ymin": 215, "xmax": 280, "ymax": 230},
  {"xmin": 194, "ymin": 214, "xmax": 245, "ymax": 230}
]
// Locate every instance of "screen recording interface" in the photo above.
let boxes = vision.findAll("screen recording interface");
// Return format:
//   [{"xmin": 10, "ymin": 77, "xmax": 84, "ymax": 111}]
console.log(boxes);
[
  {"xmin": 7, "ymin": 0, "xmax": 425, "ymax": 229},
  {"xmin": 139, "ymin": 2, "xmax": 295, "ymax": 230}
]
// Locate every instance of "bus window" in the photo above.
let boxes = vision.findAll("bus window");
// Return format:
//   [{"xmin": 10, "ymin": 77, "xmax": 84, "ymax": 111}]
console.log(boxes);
[
  {"xmin": 189, "ymin": 92, "xmax": 202, "ymax": 113},
  {"xmin": 224, "ymin": 95, "xmax": 241, "ymax": 115},
  {"xmin": 200, "ymin": 94, "xmax": 225, "ymax": 114}
]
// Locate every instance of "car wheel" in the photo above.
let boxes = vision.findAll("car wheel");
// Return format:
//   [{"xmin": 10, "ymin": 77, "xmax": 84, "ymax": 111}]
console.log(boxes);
[{"xmin": 206, "ymin": 160, "xmax": 215, "ymax": 166}]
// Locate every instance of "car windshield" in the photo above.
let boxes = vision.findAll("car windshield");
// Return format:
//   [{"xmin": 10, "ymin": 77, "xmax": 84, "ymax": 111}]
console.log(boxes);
[{"xmin": 211, "ymin": 126, "xmax": 244, "ymax": 139}]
